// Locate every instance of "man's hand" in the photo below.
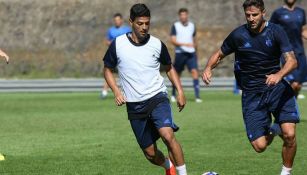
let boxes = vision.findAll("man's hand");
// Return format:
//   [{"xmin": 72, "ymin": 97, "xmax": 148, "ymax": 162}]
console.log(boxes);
[
  {"xmin": 183, "ymin": 43, "xmax": 194, "ymax": 48},
  {"xmin": 176, "ymin": 92, "xmax": 186, "ymax": 112},
  {"xmin": 114, "ymin": 91, "xmax": 126, "ymax": 106},
  {"xmin": 0, "ymin": 50, "xmax": 9, "ymax": 64},
  {"xmin": 202, "ymin": 68, "xmax": 212, "ymax": 85},
  {"xmin": 265, "ymin": 73, "xmax": 282, "ymax": 86}
]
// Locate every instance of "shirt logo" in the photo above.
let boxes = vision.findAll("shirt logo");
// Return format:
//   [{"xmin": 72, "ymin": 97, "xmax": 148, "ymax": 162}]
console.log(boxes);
[
  {"xmin": 283, "ymin": 15, "xmax": 290, "ymax": 20},
  {"xmin": 265, "ymin": 39, "xmax": 273, "ymax": 47},
  {"xmin": 243, "ymin": 42, "xmax": 252, "ymax": 48}
]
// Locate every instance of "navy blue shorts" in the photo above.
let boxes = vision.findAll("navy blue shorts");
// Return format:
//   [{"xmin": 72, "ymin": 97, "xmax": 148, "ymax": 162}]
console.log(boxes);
[
  {"xmin": 285, "ymin": 53, "xmax": 307, "ymax": 83},
  {"xmin": 128, "ymin": 92, "xmax": 179, "ymax": 149},
  {"xmin": 173, "ymin": 52, "xmax": 198, "ymax": 73},
  {"xmin": 242, "ymin": 80, "xmax": 300, "ymax": 142}
]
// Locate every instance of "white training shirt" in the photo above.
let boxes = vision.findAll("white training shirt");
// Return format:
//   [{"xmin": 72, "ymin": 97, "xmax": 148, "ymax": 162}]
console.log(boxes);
[
  {"xmin": 103, "ymin": 33, "xmax": 172, "ymax": 102},
  {"xmin": 171, "ymin": 21, "xmax": 196, "ymax": 53}
]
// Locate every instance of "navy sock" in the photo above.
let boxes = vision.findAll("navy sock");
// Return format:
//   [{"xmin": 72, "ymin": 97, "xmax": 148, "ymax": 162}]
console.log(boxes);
[{"xmin": 193, "ymin": 79, "xmax": 200, "ymax": 98}]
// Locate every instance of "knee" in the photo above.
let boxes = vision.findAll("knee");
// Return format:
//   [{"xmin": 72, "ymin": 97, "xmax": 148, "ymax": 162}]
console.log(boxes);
[
  {"xmin": 191, "ymin": 69, "xmax": 199, "ymax": 78},
  {"xmin": 161, "ymin": 132, "xmax": 176, "ymax": 146},
  {"xmin": 252, "ymin": 141, "xmax": 267, "ymax": 153},
  {"xmin": 143, "ymin": 146, "xmax": 156, "ymax": 160},
  {"xmin": 283, "ymin": 132, "xmax": 296, "ymax": 147}
]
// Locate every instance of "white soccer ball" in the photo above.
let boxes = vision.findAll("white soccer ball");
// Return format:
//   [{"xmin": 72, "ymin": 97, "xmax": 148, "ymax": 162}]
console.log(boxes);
[{"xmin": 202, "ymin": 172, "xmax": 219, "ymax": 175}]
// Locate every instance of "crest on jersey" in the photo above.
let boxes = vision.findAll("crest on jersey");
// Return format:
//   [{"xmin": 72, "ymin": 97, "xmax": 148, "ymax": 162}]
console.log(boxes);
[
  {"xmin": 265, "ymin": 39, "xmax": 272, "ymax": 47},
  {"xmin": 283, "ymin": 15, "xmax": 290, "ymax": 20},
  {"xmin": 243, "ymin": 42, "xmax": 252, "ymax": 48}
]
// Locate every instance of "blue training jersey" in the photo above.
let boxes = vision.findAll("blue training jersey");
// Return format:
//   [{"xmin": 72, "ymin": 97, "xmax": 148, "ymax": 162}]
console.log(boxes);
[
  {"xmin": 221, "ymin": 22, "xmax": 293, "ymax": 92},
  {"xmin": 270, "ymin": 7, "xmax": 306, "ymax": 55},
  {"xmin": 106, "ymin": 25, "xmax": 131, "ymax": 41}
]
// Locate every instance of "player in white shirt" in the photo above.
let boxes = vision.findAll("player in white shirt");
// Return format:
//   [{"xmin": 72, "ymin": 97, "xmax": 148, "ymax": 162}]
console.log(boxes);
[{"xmin": 103, "ymin": 4, "xmax": 188, "ymax": 175}]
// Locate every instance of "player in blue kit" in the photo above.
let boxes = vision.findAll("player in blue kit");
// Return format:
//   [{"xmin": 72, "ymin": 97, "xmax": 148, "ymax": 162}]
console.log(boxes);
[
  {"xmin": 270, "ymin": 0, "xmax": 307, "ymax": 99},
  {"xmin": 101, "ymin": 13, "xmax": 131, "ymax": 99},
  {"xmin": 202, "ymin": 1, "xmax": 299, "ymax": 175},
  {"xmin": 103, "ymin": 4, "xmax": 187, "ymax": 175}
]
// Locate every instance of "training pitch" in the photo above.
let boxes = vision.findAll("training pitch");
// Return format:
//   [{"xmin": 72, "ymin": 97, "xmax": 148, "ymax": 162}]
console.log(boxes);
[{"xmin": 0, "ymin": 91, "xmax": 306, "ymax": 175}]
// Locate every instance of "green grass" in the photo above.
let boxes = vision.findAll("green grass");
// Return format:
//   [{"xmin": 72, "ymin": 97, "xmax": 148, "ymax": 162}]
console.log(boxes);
[{"xmin": 0, "ymin": 91, "xmax": 306, "ymax": 175}]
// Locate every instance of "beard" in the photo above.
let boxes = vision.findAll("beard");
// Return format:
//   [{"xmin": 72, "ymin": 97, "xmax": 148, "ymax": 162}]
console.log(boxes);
[
  {"xmin": 284, "ymin": 0, "xmax": 296, "ymax": 7},
  {"xmin": 135, "ymin": 31, "xmax": 148, "ymax": 43}
]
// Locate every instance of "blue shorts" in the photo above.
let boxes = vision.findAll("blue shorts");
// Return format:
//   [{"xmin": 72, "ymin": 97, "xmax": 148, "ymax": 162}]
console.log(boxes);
[
  {"xmin": 285, "ymin": 53, "xmax": 307, "ymax": 83},
  {"xmin": 128, "ymin": 92, "xmax": 178, "ymax": 149},
  {"xmin": 242, "ymin": 80, "xmax": 300, "ymax": 142},
  {"xmin": 173, "ymin": 52, "xmax": 198, "ymax": 73}
]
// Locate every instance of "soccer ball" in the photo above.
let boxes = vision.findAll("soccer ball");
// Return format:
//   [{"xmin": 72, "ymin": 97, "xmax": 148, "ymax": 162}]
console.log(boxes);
[{"xmin": 202, "ymin": 172, "xmax": 219, "ymax": 175}]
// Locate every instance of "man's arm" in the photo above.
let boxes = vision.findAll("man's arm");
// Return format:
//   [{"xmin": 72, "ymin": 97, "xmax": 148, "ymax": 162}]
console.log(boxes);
[
  {"xmin": 302, "ymin": 25, "xmax": 307, "ymax": 40},
  {"xmin": 202, "ymin": 49, "xmax": 225, "ymax": 85},
  {"xmin": 0, "ymin": 49, "xmax": 9, "ymax": 64},
  {"xmin": 165, "ymin": 64, "xmax": 186, "ymax": 112},
  {"xmin": 103, "ymin": 66, "xmax": 126, "ymax": 106},
  {"xmin": 265, "ymin": 51, "xmax": 297, "ymax": 86}
]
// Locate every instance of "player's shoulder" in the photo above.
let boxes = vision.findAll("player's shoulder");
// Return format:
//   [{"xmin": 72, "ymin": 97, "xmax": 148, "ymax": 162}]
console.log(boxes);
[
  {"xmin": 294, "ymin": 6, "xmax": 306, "ymax": 15},
  {"xmin": 148, "ymin": 34, "xmax": 163, "ymax": 45},
  {"xmin": 267, "ymin": 22, "xmax": 283, "ymax": 31},
  {"xmin": 273, "ymin": 6, "xmax": 285, "ymax": 13},
  {"xmin": 229, "ymin": 24, "xmax": 248, "ymax": 37}
]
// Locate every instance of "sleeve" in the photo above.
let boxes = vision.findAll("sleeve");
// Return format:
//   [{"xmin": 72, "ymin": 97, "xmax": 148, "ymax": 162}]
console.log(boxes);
[
  {"xmin": 303, "ymin": 9, "xmax": 306, "ymax": 25},
  {"xmin": 220, "ymin": 32, "xmax": 236, "ymax": 56},
  {"xmin": 103, "ymin": 40, "xmax": 118, "ymax": 68},
  {"xmin": 193, "ymin": 24, "xmax": 197, "ymax": 37},
  {"xmin": 270, "ymin": 11, "xmax": 279, "ymax": 24},
  {"xmin": 159, "ymin": 41, "xmax": 172, "ymax": 65},
  {"xmin": 106, "ymin": 28, "xmax": 112, "ymax": 41},
  {"xmin": 274, "ymin": 25, "xmax": 293, "ymax": 53},
  {"xmin": 170, "ymin": 24, "xmax": 176, "ymax": 36}
]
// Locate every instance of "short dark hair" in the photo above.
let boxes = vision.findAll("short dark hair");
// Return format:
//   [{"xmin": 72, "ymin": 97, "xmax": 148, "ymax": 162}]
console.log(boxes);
[
  {"xmin": 113, "ymin": 13, "xmax": 123, "ymax": 18},
  {"xmin": 242, "ymin": 0, "xmax": 265, "ymax": 11},
  {"xmin": 130, "ymin": 3, "xmax": 150, "ymax": 21},
  {"xmin": 178, "ymin": 8, "xmax": 188, "ymax": 14}
]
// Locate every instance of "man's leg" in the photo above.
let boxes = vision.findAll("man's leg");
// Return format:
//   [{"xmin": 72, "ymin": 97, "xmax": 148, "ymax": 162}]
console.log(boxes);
[
  {"xmin": 190, "ymin": 68, "xmax": 201, "ymax": 101},
  {"xmin": 172, "ymin": 53, "xmax": 184, "ymax": 102},
  {"xmin": 280, "ymin": 123, "xmax": 297, "ymax": 175},
  {"xmin": 142, "ymin": 143, "xmax": 166, "ymax": 166},
  {"xmin": 159, "ymin": 127, "xmax": 187, "ymax": 175}
]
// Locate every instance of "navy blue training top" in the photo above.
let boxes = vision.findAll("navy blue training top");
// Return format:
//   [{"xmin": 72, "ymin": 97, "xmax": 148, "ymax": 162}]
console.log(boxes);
[
  {"xmin": 221, "ymin": 22, "xmax": 293, "ymax": 92},
  {"xmin": 270, "ymin": 7, "xmax": 306, "ymax": 55}
]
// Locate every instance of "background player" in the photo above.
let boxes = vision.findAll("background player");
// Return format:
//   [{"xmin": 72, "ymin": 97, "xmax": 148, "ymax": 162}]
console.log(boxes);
[
  {"xmin": 202, "ymin": 0, "xmax": 299, "ymax": 175},
  {"xmin": 170, "ymin": 8, "xmax": 202, "ymax": 103},
  {"xmin": 270, "ymin": 0, "xmax": 307, "ymax": 99},
  {"xmin": 0, "ymin": 49, "xmax": 9, "ymax": 64},
  {"xmin": 103, "ymin": 4, "xmax": 187, "ymax": 175},
  {"xmin": 101, "ymin": 13, "xmax": 131, "ymax": 99}
]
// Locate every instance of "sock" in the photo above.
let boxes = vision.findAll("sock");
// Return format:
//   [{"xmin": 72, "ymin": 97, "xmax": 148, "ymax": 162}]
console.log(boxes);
[
  {"xmin": 280, "ymin": 165, "xmax": 292, "ymax": 175},
  {"xmin": 193, "ymin": 79, "xmax": 200, "ymax": 98},
  {"xmin": 161, "ymin": 158, "xmax": 173, "ymax": 170},
  {"xmin": 176, "ymin": 164, "xmax": 187, "ymax": 175},
  {"xmin": 172, "ymin": 85, "xmax": 176, "ymax": 97}
]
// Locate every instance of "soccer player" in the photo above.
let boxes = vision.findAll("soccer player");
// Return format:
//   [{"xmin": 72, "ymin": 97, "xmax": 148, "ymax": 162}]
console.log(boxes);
[
  {"xmin": 170, "ymin": 8, "xmax": 202, "ymax": 103},
  {"xmin": 101, "ymin": 13, "xmax": 131, "ymax": 99},
  {"xmin": 270, "ymin": 0, "xmax": 307, "ymax": 99},
  {"xmin": 202, "ymin": 1, "xmax": 299, "ymax": 175},
  {"xmin": 103, "ymin": 4, "xmax": 188, "ymax": 175},
  {"xmin": 0, "ymin": 49, "xmax": 9, "ymax": 64}
]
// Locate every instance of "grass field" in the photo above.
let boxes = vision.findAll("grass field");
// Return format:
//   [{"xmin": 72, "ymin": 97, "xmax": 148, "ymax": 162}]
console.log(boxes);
[{"xmin": 0, "ymin": 91, "xmax": 306, "ymax": 175}]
